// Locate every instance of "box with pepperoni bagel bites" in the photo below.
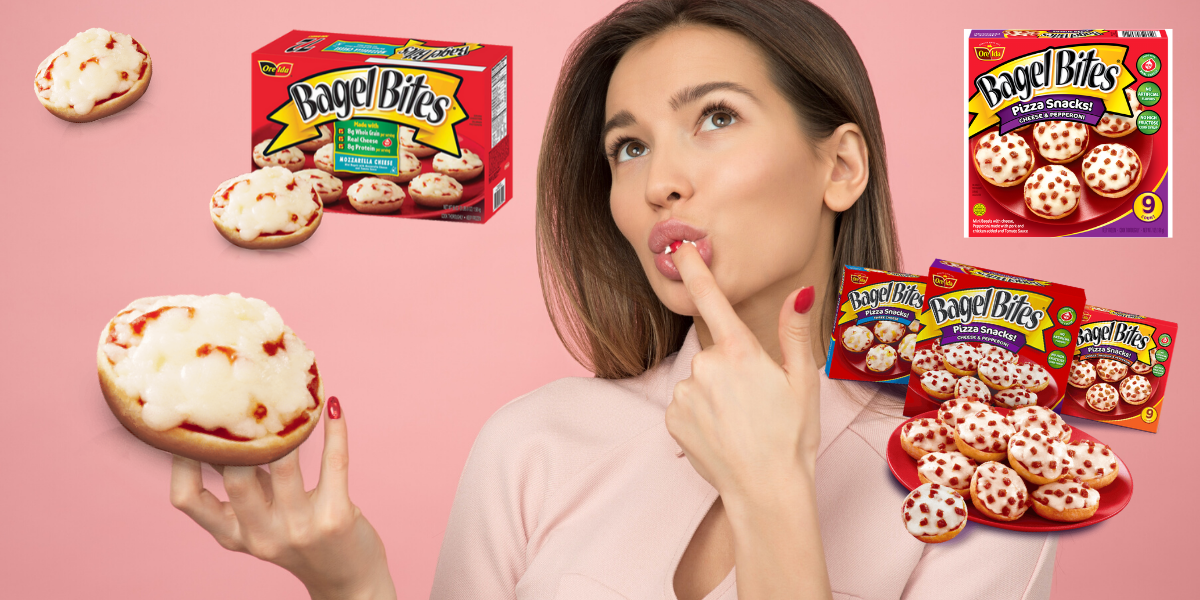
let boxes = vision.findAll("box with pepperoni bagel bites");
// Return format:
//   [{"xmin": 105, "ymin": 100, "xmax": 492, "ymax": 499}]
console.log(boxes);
[
  {"xmin": 966, "ymin": 29, "xmax": 1170, "ymax": 237},
  {"xmin": 903, "ymin": 260, "xmax": 1086, "ymax": 417},
  {"xmin": 1061, "ymin": 306, "xmax": 1177, "ymax": 432},
  {"xmin": 252, "ymin": 31, "xmax": 512, "ymax": 223},
  {"xmin": 825, "ymin": 266, "xmax": 926, "ymax": 385}
]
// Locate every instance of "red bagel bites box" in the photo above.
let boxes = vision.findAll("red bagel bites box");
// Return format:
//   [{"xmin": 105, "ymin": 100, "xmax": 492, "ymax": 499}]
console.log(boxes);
[
  {"xmin": 252, "ymin": 31, "xmax": 512, "ymax": 223},
  {"xmin": 1060, "ymin": 306, "xmax": 1177, "ymax": 432},
  {"xmin": 966, "ymin": 29, "xmax": 1171, "ymax": 237},
  {"xmin": 825, "ymin": 266, "xmax": 926, "ymax": 385},
  {"xmin": 903, "ymin": 260, "xmax": 1086, "ymax": 416}
]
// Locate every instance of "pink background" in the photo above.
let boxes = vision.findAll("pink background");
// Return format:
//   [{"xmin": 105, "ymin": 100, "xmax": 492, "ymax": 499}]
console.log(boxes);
[{"xmin": 2, "ymin": 1, "xmax": 1194, "ymax": 597}]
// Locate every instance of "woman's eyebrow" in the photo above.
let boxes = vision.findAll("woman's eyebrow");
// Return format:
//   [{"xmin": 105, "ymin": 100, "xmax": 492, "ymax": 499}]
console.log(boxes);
[
  {"xmin": 600, "ymin": 81, "xmax": 758, "ymax": 146},
  {"xmin": 669, "ymin": 81, "xmax": 758, "ymax": 110}
]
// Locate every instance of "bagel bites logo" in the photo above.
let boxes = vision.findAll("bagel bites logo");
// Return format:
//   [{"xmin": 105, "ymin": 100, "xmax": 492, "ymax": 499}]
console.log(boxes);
[
  {"xmin": 1077, "ymin": 320, "xmax": 1158, "ymax": 365},
  {"xmin": 967, "ymin": 44, "xmax": 1136, "ymax": 137},
  {"xmin": 837, "ymin": 281, "xmax": 924, "ymax": 325},
  {"xmin": 920, "ymin": 287, "xmax": 1055, "ymax": 351},
  {"xmin": 264, "ymin": 66, "xmax": 467, "ymax": 155}
]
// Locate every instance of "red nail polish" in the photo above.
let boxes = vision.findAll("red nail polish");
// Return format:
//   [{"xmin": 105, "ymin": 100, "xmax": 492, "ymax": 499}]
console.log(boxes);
[
  {"xmin": 794, "ymin": 286, "xmax": 815, "ymax": 314},
  {"xmin": 327, "ymin": 396, "xmax": 341, "ymax": 420}
]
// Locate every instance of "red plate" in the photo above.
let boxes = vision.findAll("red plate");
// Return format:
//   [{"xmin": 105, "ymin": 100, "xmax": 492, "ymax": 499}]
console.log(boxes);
[
  {"xmin": 887, "ymin": 409, "xmax": 1133, "ymax": 532},
  {"xmin": 969, "ymin": 127, "xmax": 1153, "ymax": 226},
  {"xmin": 251, "ymin": 125, "xmax": 488, "ymax": 220},
  {"xmin": 1063, "ymin": 358, "xmax": 1161, "ymax": 420}
]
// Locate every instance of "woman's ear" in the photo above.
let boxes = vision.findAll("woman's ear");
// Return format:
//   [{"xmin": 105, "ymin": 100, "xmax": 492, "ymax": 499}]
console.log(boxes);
[{"xmin": 823, "ymin": 123, "xmax": 869, "ymax": 213}]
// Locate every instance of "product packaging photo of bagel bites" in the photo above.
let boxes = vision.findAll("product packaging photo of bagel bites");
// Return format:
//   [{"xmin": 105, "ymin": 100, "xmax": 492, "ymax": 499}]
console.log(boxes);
[
  {"xmin": 1061, "ymin": 306, "xmax": 1177, "ymax": 432},
  {"xmin": 903, "ymin": 260, "xmax": 1086, "ymax": 416},
  {"xmin": 965, "ymin": 29, "xmax": 1171, "ymax": 237},
  {"xmin": 252, "ymin": 31, "xmax": 512, "ymax": 223},
  {"xmin": 826, "ymin": 266, "xmax": 926, "ymax": 385}
]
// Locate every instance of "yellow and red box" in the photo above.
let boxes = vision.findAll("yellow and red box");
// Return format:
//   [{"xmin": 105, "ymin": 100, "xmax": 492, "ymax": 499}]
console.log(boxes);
[
  {"xmin": 825, "ymin": 266, "xmax": 926, "ymax": 385},
  {"xmin": 1059, "ymin": 306, "xmax": 1177, "ymax": 432},
  {"xmin": 252, "ymin": 31, "xmax": 512, "ymax": 223},
  {"xmin": 903, "ymin": 260, "xmax": 1086, "ymax": 416}
]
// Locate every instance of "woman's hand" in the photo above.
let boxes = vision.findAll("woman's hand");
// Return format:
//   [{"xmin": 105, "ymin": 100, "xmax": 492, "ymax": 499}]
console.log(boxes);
[
  {"xmin": 169, "ymin": 397, "xmax": 397, "ymax": 600},
  {"xmin": 666, "ymin": 244, "xmax": 831, "ymax": 600},
  {"xmin": 665, "ymin": 244, "xmax": 822, "ymax": 499}
]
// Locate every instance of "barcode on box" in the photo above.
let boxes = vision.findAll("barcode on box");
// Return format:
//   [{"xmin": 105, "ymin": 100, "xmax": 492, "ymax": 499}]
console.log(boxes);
[
  {"xmin": 1119, "ymin": 31, "xmax": 1160, "ymax": 37},
  {"xmin": 493, "ymin": 179, "xmax": 506, "ymax": 211},
  {"xmin": 490, "ymin": 57, "xmax": 509, "ymax": 148}
]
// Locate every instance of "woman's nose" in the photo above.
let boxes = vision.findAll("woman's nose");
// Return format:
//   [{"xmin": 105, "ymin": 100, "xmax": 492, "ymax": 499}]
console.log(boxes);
[{"xmin": 643, "ymin": 143, "xmax": 694, "ymax": 209}]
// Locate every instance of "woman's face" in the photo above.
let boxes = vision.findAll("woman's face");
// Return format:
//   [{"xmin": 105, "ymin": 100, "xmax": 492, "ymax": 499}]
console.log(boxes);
[{"xmin": 604, "ymin": 25, "xmax": 838, "ymax": 323}]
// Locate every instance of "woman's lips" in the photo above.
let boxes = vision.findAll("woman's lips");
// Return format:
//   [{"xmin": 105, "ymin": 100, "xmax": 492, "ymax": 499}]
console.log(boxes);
[{"xmin": 649, "ymin": 220, "xmax": 712, "ymax": 281}]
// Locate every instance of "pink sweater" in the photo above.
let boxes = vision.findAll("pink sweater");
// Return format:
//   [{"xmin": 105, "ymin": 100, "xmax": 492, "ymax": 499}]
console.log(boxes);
[{"xmin": 431, "ymin": 327, "xmax": 1056, "ymax": 599}]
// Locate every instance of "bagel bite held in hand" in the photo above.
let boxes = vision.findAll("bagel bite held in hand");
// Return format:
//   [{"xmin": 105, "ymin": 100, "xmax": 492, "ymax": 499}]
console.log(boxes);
[{"xmin": 98, "ymin": 294, "xmax": 324, "ymax": 466}]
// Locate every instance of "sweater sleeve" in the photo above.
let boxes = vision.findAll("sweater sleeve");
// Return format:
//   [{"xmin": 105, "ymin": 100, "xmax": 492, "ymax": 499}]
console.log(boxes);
[
  {"xmin": 901, "ymin": 529, "xmax": 1057, "ymax": 599},
  {"xmin": 429, "ymin": 397, "xmax": 548, "ymax": 600}
]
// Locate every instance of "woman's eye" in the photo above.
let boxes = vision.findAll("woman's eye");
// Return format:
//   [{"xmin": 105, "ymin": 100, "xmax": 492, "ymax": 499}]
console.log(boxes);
[
  {"xmin": 700, "ymin": 111, "xmax": 736, "ymax": 132},
  {"xmin": 617, "ymin": 141, "xmax": 648, "ymax": 162}
]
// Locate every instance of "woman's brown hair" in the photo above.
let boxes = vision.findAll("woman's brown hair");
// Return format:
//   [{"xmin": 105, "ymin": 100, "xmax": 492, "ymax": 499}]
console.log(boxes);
[{"xmin": 537, "ymin": 0, "xmax": 902, "ymax": 379}]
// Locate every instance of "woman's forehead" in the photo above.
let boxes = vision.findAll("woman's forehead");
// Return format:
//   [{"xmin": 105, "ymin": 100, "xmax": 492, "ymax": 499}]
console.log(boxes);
[{"xmin": 605, "ymin": 25, "xmax": 771, "ymax": 117}]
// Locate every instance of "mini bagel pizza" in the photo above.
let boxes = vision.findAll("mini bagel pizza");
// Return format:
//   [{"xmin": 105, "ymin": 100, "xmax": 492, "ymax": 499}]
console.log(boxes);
[
  {"xmin": 873, "ymin": 320, "xmax": 907, "ymax": 344},
  {"xmin": 937, "ymin": 397, "xmax": 988, "ymax": 428},
  {"xmin": 970, "ymin": 462, "xmax": 1031, "ymax": 522},
  {"xmin": 433, "ymin": 148, "xmax": 484, "ymax": 181},
  {"xmin": 1093, "ymin": 89, "xmax": 1144, "ymax": 138},
  {"xmin": 210, "ymin": 167, "xmax": 323, "ymax": 250},
  {"xmin": 916, "ymin": 451, "xmax": 977, "ymax": 496},
  {"xmin": 1066, "ymin": 440, "xmax": 1119, "ymax": 490},
  {"xmin": 1081, "ymin": 143, "xmax": 1142, "ymax": 198},
  {"xmin": 866, "ymin": 344, "xmax": 897, "ymax": 373},
  {"xmin": 901, "ymin": 483, "xmax": 968, "ymax": 543},
  {"xmin": 977, "ymin": 354, "xmax": 1017, "ymax": 390},
  {"xmin": 1095, "ymin": 358, "xmax": 1129, "ymax": 383},
  {"xmin": 293, "ymin": 169, "xmax": 343, "ymax": 206},
  {"xmin": 973, "ymin": 131, "xmax": 1034, "ymax": 187},
  {"xmin": 34, "ymin": 28, "xmax": 152, "ymax": 123},
  {"xmin": 979, "ymin": 343, "xmax": 1017, "ymax": 364},
  {"xmin": 900, "ymin": 418, "xmax": 955, "ymax": 460},
  {"xmin": 1032, "ymin": 121, "xmax": 1089, "ymax": 163},
  {"xmin": 1023, "ymin": 166, "xmax": 1081, "ymax": 220},
  {"xmin": 992, "ymin": 388, "xmax": 1037, "ymax": 409},
  {"xmin": 408, "ymin": 172, "xmax": 465, "ymax": 207},
  {"xmin": 400, "ymin": 126, "xmax": 438, "ymax": 157},
  {"xmin": 1068, "ymin": 359, "xmax": 1097, "ymax": 388},
  {"xmin": 1118, "ymin": 375, "xmax": 1153, "ymax": 405},
  {"xmin": 898, "ymin": 334, "xmax": 916, "ymax": 363},
  {"xmin": 1031, "ymin": 476, "xmax": 1098, "ymax": 523},
  {"xmin": 910, "ymin": 348, "xmax": 942, "ymax": 376},
  {"xmin": 841, "ymin": 325, "xmax": 873, "ymax": 354},
  {"xmin": 253, "ymin": 140, "xmax": 305, "ymax": 172},
  {"xmin": 955, "ymin": 376, "xmax": 991, "ymax": 402},
  {"xmin": 1130, "ymin": 354, "xmax": 1157, "ymax": 375},
  {"xmin": 1007, "ymin": 428, "xmax": 1071, "ymax": 485},
  {"xmin": 314, "ymin": 143, "xmax": 338, "ymax": 176},
  {"xmin": 347, "ymin": 177, "xmax": 406, "ymax": 214},
  {"xmin": 954, "ymin": 408, "xmax": 1014, "ymax": 463},
  {"xmin": 1086, "ymin": 382, "xmax": 1119, "ymax": 412},
  {"xmin": 1009, "ymin": 405, "xmax": 1072, "ymax": 442},
  {"xmin": 1013, "ymin": 361, "xmax": 1051, "ymax": 392},
  {"xmin": 920, "ymin": 369, "xmax": 958, "ymax": 401},
  {"xmin": 378, "ymin": 151, "xmax": 422, "ymax": 184},
  {"xmin": 942, "ymin": 343, "xmax": 982, "ymax": 377},
  {"xmin": 97, "ymin": 294, "xmax": 324, "ymax": 466},
  {"xmin": 297, "ymin": 124, "xmax": 334, "ymax": 152}
]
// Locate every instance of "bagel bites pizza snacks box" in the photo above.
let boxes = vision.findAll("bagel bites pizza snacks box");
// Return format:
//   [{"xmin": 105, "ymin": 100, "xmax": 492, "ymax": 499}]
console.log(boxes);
[
  {"xmin": 1061, "ymin": 306, "xmax": 1177, "ymax": 432},
  {"xmin": 966, "ymin": 29, "xmax": 1171, "ymax": 237},
  {"xmin": 825, "ymin": 266, "xmax": 926, "ymax": 385},
  {"xmin": 252, "ymin": 31, "xmax": 512, "ymax": 223},
  {"xmin": 903, "ymin": 260, "xmax": 1086, "ymax": 417}
]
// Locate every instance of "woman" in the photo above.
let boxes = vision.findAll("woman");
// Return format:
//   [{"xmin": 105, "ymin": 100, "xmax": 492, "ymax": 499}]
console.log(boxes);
[{"xmin": 170, "ymin": 1, "xmax": 1057, "ymax": 599}]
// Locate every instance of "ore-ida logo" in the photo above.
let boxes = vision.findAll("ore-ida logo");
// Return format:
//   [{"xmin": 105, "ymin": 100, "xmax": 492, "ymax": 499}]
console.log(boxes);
[
  {"xmin": 967, "ymin": 44, "xmax": 1136, "ymax": 137},
  {"xmin": 974, "ymin": 42, "xmax": 1005, "ymax": 61},
  {"xmin": 258, "ymin": 61, "xmax": 293, "ymax": 78},
  {"xmin": 263, "ymin": 65, "xmax": 468, "ymax": 156}
]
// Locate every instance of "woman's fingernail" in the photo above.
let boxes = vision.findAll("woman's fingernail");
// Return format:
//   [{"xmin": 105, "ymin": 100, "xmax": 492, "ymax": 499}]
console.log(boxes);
[
  {"xmin": 328, "ymin": 396, "xmax": 342, "ymax": 420},
  {"xmin": 793, "ymin": 286, "xmax": 815, "ymax": 314}
]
